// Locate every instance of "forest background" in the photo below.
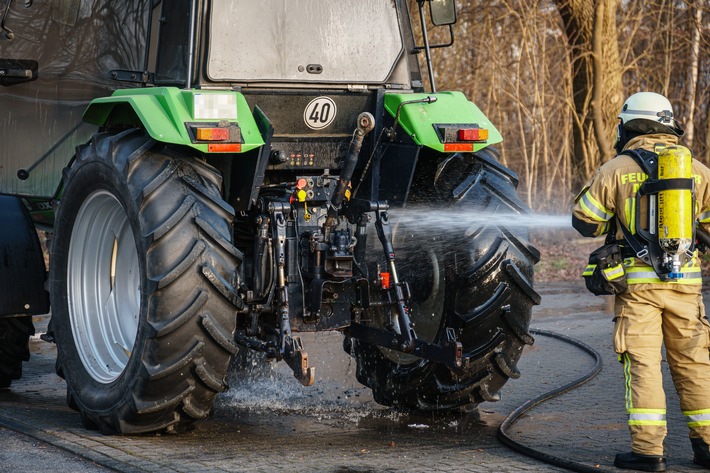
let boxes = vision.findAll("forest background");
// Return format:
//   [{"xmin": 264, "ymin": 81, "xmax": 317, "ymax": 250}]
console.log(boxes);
[
  {"xmin": 421, "ymin": 0, "xmax": 710, "ymax": 213},
  {"xmin": 417, "ymin": 0, "xmax": 710, "ymax": 280}
]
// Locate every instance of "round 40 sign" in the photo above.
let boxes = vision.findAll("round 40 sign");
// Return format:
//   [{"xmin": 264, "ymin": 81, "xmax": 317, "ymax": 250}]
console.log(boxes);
[{"xmin": 304, "ymin": 97, "xmax": 337, "ymax": 130}]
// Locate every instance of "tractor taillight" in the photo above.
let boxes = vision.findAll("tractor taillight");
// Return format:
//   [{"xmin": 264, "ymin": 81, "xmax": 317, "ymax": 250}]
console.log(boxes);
[
  {"xmin": 188, "ymin": 122, "xmax": 242, "ymax": 151},
  {"xmin": 196, "ymin": 127, "xmax": 230, "ymax": 141},
  {"xmin": 437, "ymin": 125, "xmax": 489, "ymax": 151},
  {"xmin": 458, "ymin": 128, "xmax": 488, "ymax": 141}
]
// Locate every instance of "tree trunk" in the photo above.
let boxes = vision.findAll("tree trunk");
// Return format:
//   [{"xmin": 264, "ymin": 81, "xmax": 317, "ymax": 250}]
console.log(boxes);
[
  {"xmin": 592, "ymin": 1, "xmax": 612, "ymax": 163},
  {"xmin": 685, "ymin": 3, "xmax": 702, "ymax": 148},
  {"xmin": 554, "ymin": 0, "xmax": 623, "ymax": 186}
]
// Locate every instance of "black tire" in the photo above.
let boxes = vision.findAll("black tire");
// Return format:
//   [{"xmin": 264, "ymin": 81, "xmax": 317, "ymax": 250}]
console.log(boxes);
[
  {"xmin": 348, "ymin": 149, "xmax": 540, "ymax": 410},
  {"xmin": 0, "ymin": 316, "xmax": 35, "ymax": 389},
  {"xmin": 50, "ymin": 129, "xmax": 241, "ymax": 434}
]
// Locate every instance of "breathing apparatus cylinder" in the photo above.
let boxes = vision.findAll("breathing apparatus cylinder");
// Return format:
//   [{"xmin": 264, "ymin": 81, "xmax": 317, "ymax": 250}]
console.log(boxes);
[{"xmin": 657, "ymin": 145, "xmax": 694, "ymax": 277}]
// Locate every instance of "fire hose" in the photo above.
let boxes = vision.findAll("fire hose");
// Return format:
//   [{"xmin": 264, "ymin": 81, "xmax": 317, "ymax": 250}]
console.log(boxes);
[{"xmin": 497, "ymin": 328, "xmax": 617, "ymax": 473}]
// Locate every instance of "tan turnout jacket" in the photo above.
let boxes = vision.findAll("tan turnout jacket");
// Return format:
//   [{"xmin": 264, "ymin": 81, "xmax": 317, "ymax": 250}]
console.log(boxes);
[{"xmin": 573, "ymin": 134, "xmax": 710, "ymax": 293}]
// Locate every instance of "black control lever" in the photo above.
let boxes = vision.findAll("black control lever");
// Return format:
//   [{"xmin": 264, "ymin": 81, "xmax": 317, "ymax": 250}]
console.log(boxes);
[
  {"xmin": 324, "ymin": 113, "xmax": 375, "ymax": 233},
  {"xmin": 374, "ymin": 208, "xmax": 417, "ymax": 352}
]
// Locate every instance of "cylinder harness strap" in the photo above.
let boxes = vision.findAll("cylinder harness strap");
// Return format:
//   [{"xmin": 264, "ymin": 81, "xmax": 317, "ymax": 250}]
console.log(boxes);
[{"xmin": 619, "ymin": 149, "xmax": 696, "ymax": 280}]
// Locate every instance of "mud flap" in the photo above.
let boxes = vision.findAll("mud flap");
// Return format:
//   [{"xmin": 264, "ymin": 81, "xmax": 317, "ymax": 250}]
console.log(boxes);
[{"xmin": 0, "ymin": 195, "xmax": 49, "ymax": 316}]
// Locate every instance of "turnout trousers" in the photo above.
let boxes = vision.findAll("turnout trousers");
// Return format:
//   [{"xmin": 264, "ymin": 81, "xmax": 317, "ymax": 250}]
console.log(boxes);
[{"xmin": 614, "ymin": 289, "xmax": 710, "ymax": 455}]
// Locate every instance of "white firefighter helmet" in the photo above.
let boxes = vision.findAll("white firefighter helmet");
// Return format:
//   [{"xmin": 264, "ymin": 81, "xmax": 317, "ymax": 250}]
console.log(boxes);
[{"xmin": 618, "ymin": 92, "xmax": 683, "ymax": 136}]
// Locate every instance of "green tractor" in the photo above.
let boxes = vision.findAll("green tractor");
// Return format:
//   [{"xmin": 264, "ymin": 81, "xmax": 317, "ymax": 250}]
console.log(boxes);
[{"xmin": 0, "ymin": 0, "xmax": 539, "ymax": 433}]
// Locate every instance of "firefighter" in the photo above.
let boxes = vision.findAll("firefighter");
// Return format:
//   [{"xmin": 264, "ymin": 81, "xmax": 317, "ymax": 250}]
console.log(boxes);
[{"xmin": 572, "ymin": 92, "xmax": 710, "ymax": 472}]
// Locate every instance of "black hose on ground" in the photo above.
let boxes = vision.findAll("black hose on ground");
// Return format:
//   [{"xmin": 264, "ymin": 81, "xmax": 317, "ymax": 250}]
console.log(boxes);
[{"xmin": 497, "ymin": 328, "xmax": 617, "ymax": 473}]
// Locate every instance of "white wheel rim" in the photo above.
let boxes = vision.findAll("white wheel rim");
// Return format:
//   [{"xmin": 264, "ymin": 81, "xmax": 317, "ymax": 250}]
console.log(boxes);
[{"xmin": 67, "ymin": 190, "xmax": 140, "ymax": 383}]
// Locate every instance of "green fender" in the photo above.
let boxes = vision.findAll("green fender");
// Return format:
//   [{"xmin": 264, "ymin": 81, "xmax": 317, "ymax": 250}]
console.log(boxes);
[
  {"xmin": 383, "ymin": 91, "xmax": 502, "ymax": 153},
  {"xmin": 83, "ymin": 87, "xmax": 264, "ymax": 153}
]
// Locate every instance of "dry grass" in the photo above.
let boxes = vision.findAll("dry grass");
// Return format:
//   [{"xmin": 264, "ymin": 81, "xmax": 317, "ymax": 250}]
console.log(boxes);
[{"xmin": 532, "ymin": 228, "xmax": 600, "ymax": 283}]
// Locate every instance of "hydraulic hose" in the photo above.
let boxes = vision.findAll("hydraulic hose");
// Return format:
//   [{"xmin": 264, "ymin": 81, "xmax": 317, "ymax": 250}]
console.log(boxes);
[
  {"xmin": 332, "ymin": 112, "xmax": 375, "ymax": 210},
  {"xmin": 497, "ymin": 328, "xmax": 616, "ymax": 473}
]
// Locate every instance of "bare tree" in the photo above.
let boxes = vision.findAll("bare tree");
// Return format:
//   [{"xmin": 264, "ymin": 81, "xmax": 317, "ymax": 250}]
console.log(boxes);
[
  {"xmin": 554, "ymin": 0, "xmax": 623, "ymax": 185},
  {"xmin": 413, "ymin": 0, "xmax": 710, "ymax": 210},
  {"xmin": 685, "ymin": 2, "xmax": 702, "ymax": 147}
]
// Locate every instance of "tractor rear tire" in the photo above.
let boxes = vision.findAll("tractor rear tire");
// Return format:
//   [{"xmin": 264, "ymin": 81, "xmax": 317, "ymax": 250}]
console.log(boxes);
[
  {"xmin": 50, "ymin": 129, "xmax": 241, "ymax": 433},
  {"xmin": 349, "ymin": 148, "xmax": 540, "ymax": 410},
  {"xmin": 0, "ymin": 316, "xmax": 35, "ymax": 389}
]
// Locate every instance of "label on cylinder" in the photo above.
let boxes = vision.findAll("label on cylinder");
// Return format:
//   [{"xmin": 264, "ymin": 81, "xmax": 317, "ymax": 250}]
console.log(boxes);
[{"xmin": 657, "ymin": 146, "xmax": 693, "ymax": 254}]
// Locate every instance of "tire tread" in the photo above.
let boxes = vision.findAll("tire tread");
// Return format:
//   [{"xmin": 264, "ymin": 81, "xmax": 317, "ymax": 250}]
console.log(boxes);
[
  {"xmin": 53, "ymin": 129, "xmax": 239, "ymax": 434},
  {"xmin": 350, "ymin": 148, "xmax": 538, "ymax": 411}
]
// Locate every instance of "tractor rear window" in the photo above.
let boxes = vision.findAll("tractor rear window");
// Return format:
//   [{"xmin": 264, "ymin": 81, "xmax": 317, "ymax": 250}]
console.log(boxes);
[{"xmin": 207, "ymin": 0, "xmax": 404, "ymax": 84}]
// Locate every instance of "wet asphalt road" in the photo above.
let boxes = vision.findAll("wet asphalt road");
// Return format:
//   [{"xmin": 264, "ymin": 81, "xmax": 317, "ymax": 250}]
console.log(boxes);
[{"xmin": 1, "ymin": 280, "xmax": 707, "ymax": 472}]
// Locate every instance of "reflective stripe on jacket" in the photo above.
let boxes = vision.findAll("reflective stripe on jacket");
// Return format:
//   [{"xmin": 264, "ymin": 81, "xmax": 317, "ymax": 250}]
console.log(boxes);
[{"xmin": 624, "ymin": 258, "xmax": 702, "ymax": 285}]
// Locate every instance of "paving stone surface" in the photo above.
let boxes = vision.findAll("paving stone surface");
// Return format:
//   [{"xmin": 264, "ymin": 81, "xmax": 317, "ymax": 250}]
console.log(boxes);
[{"xmin": 1, "ymin": 280, "xmax": 707, "ymax": 472}]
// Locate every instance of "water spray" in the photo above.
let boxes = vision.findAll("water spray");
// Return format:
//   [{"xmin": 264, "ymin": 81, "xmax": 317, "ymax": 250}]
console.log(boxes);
[{"xmin": 388, "ymin": 208, "xmax": 572, "ymax": 232}]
